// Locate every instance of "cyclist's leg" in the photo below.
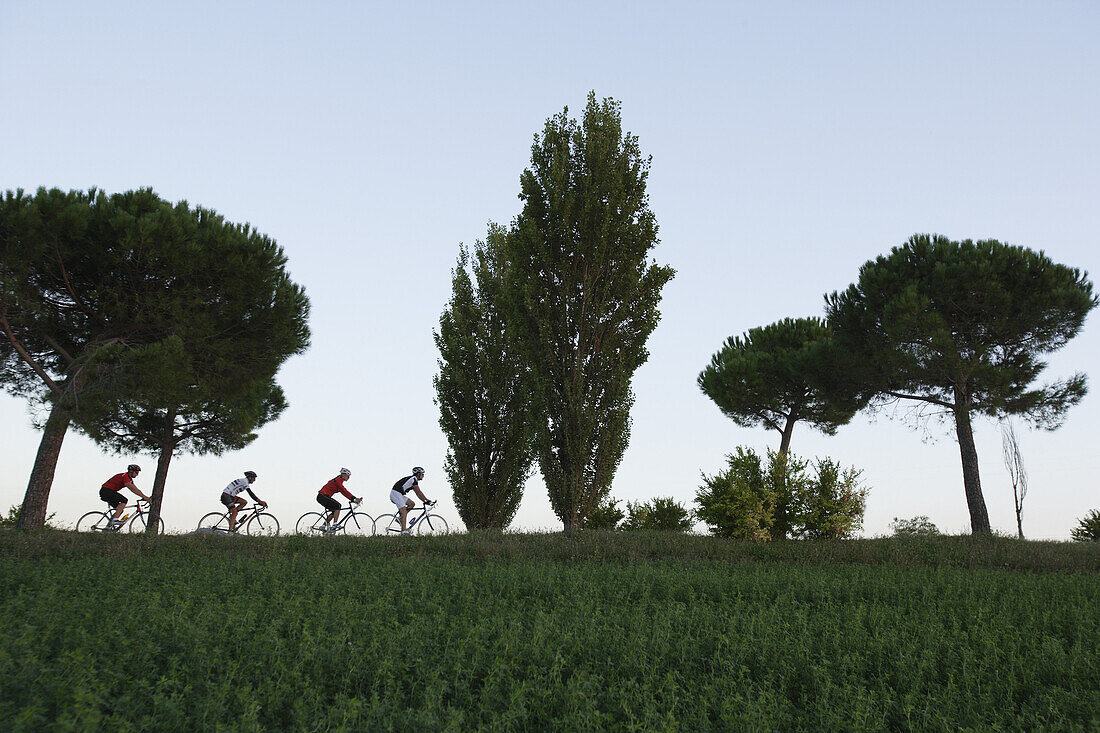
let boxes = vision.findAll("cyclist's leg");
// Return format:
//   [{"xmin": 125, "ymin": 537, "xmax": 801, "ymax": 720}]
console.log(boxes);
[
  {"xmin": 317, "ymin": 493, "xmax": 340, "ymax": 529},
  {"xmin": 228, "ymin": 496, "xmax": 247, "ymax": 531},
  {"xmin": 100, "ymin": 488, "xmax": 127, "ymax": 522},
  {"xmin": 401, "ymin": 497, "xmax": 414, "ymax": 531}
]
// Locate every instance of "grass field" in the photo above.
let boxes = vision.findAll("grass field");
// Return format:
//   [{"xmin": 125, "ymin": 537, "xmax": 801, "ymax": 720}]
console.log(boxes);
[{"xmin": 1, "ymin": 530, "xmax": 1097, "ymax": 731}]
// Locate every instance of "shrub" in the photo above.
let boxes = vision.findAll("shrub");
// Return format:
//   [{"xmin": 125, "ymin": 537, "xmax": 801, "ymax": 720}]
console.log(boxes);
[
  {"xmin": 622, "ymin": 497, "xmax": 693, "ymax": 532},
  {"xmin": 1, "ymin": 505, "xmax": 57, "ymax": 529},
  {"xmin": 695, "ymin": 447, "xmax": 777, "ymax": 539},
  {"xmin": 796, "ymin": 459, "xmax": 868, "ymax": 539},
  {"xmin": 584, "ymin": 497, "xmax": 625, "ymax": 530},
  {"xmin": 697, "ymin": 448, "xmax": 870, "ymax": 540},
  {"xmin": 890, "ymin": 516, "xmax": 941, "ymax": 537},
  {"xmin": 1070, "ymin": 510, "xmax": 1100, "ymax": 542}
]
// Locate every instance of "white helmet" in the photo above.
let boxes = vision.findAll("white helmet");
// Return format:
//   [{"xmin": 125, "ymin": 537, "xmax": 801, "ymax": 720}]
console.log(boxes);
[{"xmin": 339, "ymin": 467, "xmax": 351, "ymax": 477}]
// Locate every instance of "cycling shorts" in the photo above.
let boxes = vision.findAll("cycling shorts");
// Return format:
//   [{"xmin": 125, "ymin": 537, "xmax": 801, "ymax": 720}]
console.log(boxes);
[
  {"xmin": 220, "ymin": 492, "xmax": 238, "ymax": 507},
  {"xmin": 316, "ymin": 493, "xmax": 340, "ymax": 512},
  {"xmin": 390, "ymin": 489, "xmax": 411, "ymax": 509},
  {"xmin": 99, "ymin": 487, "xmax": 126, "ymax": 508}
]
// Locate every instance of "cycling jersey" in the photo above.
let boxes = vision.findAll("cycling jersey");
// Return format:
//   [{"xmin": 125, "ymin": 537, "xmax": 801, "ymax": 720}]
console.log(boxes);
[
  {"xmin": 102, "ymin": 472, "xmax": 131, "ymax": 491},
  {"xmin": 319, "ymin": 476, "xmax": 354, "ymax": 500},
  {"xmin": 392, "ymin": 475, "xmax": 418, "ymax": 495},
  {"xmin": 223, "ymin": 477, "xmax": 259, "ymax": 502}
]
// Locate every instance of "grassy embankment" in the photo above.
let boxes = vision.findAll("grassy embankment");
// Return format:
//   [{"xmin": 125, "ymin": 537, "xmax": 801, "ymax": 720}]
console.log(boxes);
[{"xmin": 1, "ymin": 530, "xmax": 1097, "ymax": 731}]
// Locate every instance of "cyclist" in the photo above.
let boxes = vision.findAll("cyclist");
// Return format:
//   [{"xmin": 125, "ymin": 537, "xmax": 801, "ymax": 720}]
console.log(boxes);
[
  {"xmin": 221, "ymin": 470, "xmax": 266, "ymax": 532},
  {"xmin": 100, "ymin": 464, "xmax": 152, "ymax": 529},
  {"xmin": 390, "ymin": 467, "xmax": 434, "ymax": 534},
  {"xmin": 317, "ymin": 467, "xmax": 361, "ymax": 532}
]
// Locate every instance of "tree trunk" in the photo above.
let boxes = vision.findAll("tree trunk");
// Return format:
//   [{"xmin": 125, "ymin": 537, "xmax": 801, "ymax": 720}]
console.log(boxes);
[
  {"xmin": 146, "ymin": 409, "xmax": 176, "ymax": 534},
  {"xmin": 778, "ymin": 408, "xmax": 798, "ymax": 458},
  {"xmin": 952, "ymin": 390, "xmax": 990, "ymax": 534},
  {"xmin": 16, "ymin": 403, "xmax": 71, "ymax": 529},
  {"xmin": 1016, "ymin": 505, "xmax": 1025, "ymax": 540}
]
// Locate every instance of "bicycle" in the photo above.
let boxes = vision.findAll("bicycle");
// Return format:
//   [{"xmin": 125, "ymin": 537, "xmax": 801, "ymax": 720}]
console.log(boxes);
[
  {"xmin": 375, "ymin": 499, "xmax": 449, "ymax": 535},
  {"xmin": 197, "ymin": 502, "xmax": 280, "ymax": 536},
  {"xmin": 295, "ymin": 499, "xmax": 375, "ymax": 536},
  {"xmin": 76, "ymin": 498, "xmax": 166, "ymax": 534}
]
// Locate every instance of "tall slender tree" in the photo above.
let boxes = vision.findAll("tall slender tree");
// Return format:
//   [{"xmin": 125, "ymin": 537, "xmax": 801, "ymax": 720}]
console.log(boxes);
[
  {"xmin": 504, "ymin": 93, "xmax": 675, "ymax": 532},
  {"xmin": 826, "ymin": 234, "xmax": 1095, "ymax": 534},
  {"xmin": 434, "ymin": 225, "xmax": 534, "ymax": 529},
  {"xmin": 698, "ymin": 317, "xmax": 865, "ymax": 458}
]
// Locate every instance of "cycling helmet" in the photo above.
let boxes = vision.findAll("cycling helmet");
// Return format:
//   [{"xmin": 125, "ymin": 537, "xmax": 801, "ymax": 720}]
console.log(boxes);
[
  {"xmin": 339, "ymin": 467, "xmax": 352, "ymax": 477},
  {"xmin": 412, "ymin": 466, "xmax": 425, "ymax": 476},
  {"xmin": 127, "ymin": 463, "xmax": 141, "ymax": 473},
  {"xmin": 244, "ymin": 471, "xmax": 257, "ymax": 480}
]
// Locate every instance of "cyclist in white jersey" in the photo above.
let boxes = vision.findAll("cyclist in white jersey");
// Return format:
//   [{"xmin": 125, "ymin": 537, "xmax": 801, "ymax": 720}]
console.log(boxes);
[
  {"xmin": 390, "ymin": 467, "xmax": 433, "ymax": 534},
  {"xmin": 221, "ymin": 471, "xmax": 266, "ymax": 532}
]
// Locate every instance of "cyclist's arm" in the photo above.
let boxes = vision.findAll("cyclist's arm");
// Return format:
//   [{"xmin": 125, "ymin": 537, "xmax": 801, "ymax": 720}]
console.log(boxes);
[
  {"xmin": 412, "ymin": 485, "xmax": 430, "ymax": 503},
  {"xmin": 245, "ymin": 487, "xmax": 266, "ymax": 506},
  {"xmin": 125, "ymin": 480, "xmax": 152, "ymax": 502},
  {"xmin": 338, "ymin": 485, "xmax": 360, "ymax": 504}
]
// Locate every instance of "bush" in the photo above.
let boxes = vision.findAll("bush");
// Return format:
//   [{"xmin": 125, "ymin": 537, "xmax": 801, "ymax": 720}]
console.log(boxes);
[
  {"xmin": 696, "ymin": 448, "xmax": 869, "ymax": 540},
  {"xmin": 890, "ymin": 516, "xmax": 941, "ymax": 537},
  {"xmin": 796, "ymin": 459, "xmax": 868, "ymax": 539},
  {"xmin": 584, "ymin": 497, "xmax": 625, "ymax": 530},
  {"xmin": 1, "ymin": 505, "xmax": 57, "ymax": 529},
  {"xmin": 622, "ymin": 497, "xmax": 693, "ymax": 532},
  {"xmin": 695, "ymin": 447, "xmax": 777, "ymax": 539},
  {"xmin": 1070, "ymin": 510, "xmax": 1100, "ymax": 542}
]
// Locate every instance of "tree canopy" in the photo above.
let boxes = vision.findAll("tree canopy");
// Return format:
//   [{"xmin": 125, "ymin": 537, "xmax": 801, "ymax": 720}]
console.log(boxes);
[
  {"xmin": 698, "ymin": 317, "xmax": 865, "ymax": 456},
  {"xmin": 826, "ymin": 234, "xmax": 1096, "ymax": 534},
  {"xmin": 503, "ymin": 93, "xmax": 675, "ymax": 532}
]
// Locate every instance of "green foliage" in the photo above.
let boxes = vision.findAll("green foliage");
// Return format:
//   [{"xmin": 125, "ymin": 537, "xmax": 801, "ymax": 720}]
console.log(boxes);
[
  {"xmin": 698, "ymin": 317, "xmax": 865, "ymax": 455},
  {"xmin": 0, "ymin": 532, "xmax": 1097, "ymax": 730},
  {"xmin": 434, "ymin": 228, "xmax": 534, "ymax": 529},
  {"xmin": 621, "ymin": 496, "xmax": 693, "ymax": 532},
  {"xmin": 1070, "ymin": 510, "xmax": 1100, "ymax": 542},
  {"xmin": 827, "ymin": 234, "xmax": 1097, "ymax": 535},
  {"xmin": 796, "ymin": 458, "xmax": 868, "ymax": 539},
  {"xmin": 890, "ymin": 515, "xmax": 941, "ymax": 537},
  {"xmin": 695, "ymin": 447, "xmax": 777, "ymax": 539},
  {"xmin": 696, "ymin": 448, "xmax": 869, "ymax": 540},
  {"xmin": 583, "ymin": 496, "xmax": 624, "ymax": 530},
  {"xmin": 0, "ymin": 505, "xmax": 56, "ymax": 529},
  {"xmin": 503, "ymin": 92, "xmax": 675, "ymax": 531},
  {"xmin": 0, "ymin": 188, "xmax": 309, "ymax": 528}
]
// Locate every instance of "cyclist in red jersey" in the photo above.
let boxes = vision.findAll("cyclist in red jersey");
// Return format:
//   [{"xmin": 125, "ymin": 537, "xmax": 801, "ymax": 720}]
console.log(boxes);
[
  {"xmin": 100, "ymin": 464, "xmax": 152, "ymax": 528},
  {"xmin": 316, "ymin": 467, "xmax": 361, "ymax": 531}
]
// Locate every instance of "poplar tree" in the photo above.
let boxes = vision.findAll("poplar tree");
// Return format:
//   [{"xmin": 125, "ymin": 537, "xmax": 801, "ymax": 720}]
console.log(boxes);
[
  {"xmin": 504, "ymin": 93, "xmax": 675, "ymax": 532},
  {"xmin": 434, "ymin": 225, "xmax": 534, "ymax": 529},
  {"xmin": 826, "ymin": 234, "xmax": 1095, "ymax": 534},
  {"xmin": 698, "ymin": 317, "xmax": 864, "ymax": 458}
]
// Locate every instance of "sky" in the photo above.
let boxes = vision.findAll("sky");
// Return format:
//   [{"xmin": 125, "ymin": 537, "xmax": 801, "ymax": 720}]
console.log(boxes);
[{"xmin": 2, "ymin": 1, "xmax": 1098, "ymax": 538}]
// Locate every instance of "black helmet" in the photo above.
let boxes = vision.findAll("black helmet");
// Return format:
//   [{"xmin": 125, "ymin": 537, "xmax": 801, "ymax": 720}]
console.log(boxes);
[
  {"xmin": 412, "ymin": 466, "xmax": 425, "ymax": 476},
  {"xmin": 127, "ymin": 464, "xmax": 141, "ymax": 473},
  {"xmin": 244, "ymin": 471, "xmax": 257, "ymax": 480}
]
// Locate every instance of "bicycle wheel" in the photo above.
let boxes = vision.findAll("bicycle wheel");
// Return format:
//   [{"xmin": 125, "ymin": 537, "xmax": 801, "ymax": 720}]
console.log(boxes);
[
  {"xmin": 198, "ymin": 512, "xmax": 229, "ymax": 532},
  {"xmin": 129, "ymin": 512, "xmax": 165, "ymax": 534},
  {"xmin": 340, "ymin": 511, "xmax": 373, "ymax": 536},
  {"xmin": 374, "ymin": 513, "xmax": 400, "ymax": 535},
  {"xmin": 247, "ymin": 512, "xmax": 280, "ymax": 536},
  {"xmin": 76, "ymin": 511, "xmax": 112, "ymax": 532},
  {"xmin": 415, "ymin": 514, "xmax": 449, "ymax": 535},
  {"xmin": 295, "ymin": 512, "xmax": 327, "ymax": 536}
]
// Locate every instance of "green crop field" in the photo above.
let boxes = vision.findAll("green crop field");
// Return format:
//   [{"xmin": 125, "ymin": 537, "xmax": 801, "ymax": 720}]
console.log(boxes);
[{"xmin": 1, "ymin": 531, "xmax": 1097, "ymax": 731}]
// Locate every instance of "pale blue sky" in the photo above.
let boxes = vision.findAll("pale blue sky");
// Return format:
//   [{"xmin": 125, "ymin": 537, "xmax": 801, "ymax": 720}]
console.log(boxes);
[{"xmin": 2, "ymin": 1, "xmax": 1097, "ymax": 537}]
